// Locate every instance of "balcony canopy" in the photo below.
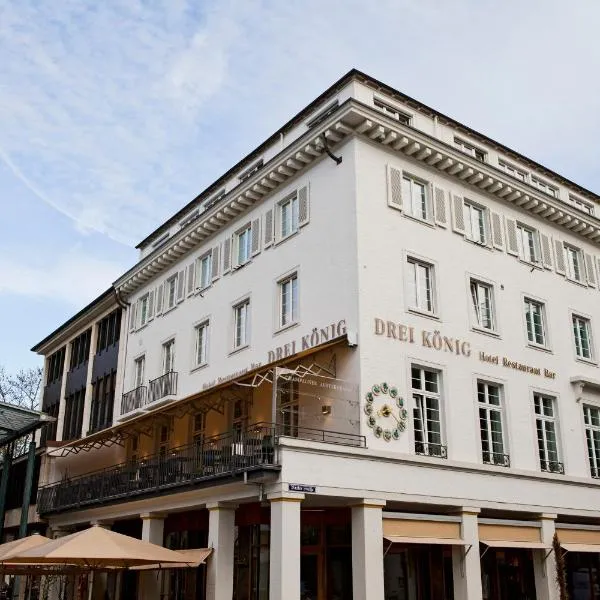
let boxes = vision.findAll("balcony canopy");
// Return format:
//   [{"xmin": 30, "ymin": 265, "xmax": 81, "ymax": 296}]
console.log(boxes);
[{"xmin": 0, "ymin": 401, "xmax": 55, "ymax": 448}]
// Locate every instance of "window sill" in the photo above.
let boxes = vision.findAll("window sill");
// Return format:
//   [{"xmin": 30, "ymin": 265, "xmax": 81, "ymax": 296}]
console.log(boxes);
[
  {"xmin": 576, "ymin": 356, "xmax": 597, "ymax": 367},
  {"xmin": 134, "ymin": 322, "xmax": 150, "ymax": 333},
  {"xmin": 465, "ymin": 238, "xmax": 493, "ymax": 251},
  {"xmin": 274, "ymin": 321, "xmax": 300, "ymax": 336},
  {"xmin": 274, "ymin": 229, "xmax": 299, "ymax": 246},
  {"xmin": 196, "ymin": 284, "xmax": 212, "ymax": 296},
  {"xmin": 566, "ymin": 276, "xmax": 587, "ymax": 288},
  {"xmin": 518, "ymin": 258, "xmax": 543, "ymax": 270},
  {"xmin": 232, "ymin": 260, "xmax": 251, "ymax": 272},
  {"xmin": 407, "ymin": 308, "xmax": 439, "ymax": 321},
  {"xmin": 190, "ymin": 362, "xmax": 209, "ymax": 374},
  {"xmin": 229, "ymin": 344, "xmax": 250, "ymax": 356},
  {"xmin": 162, "ymin": 305, "xmax": 177, "ymax": 317},
  {"xmin": 471, "ymin": 326, "xmax": 500, "ymax": 339},
  {"xmin": 403, "ymin": 213, "xmax": 435, "ymax": 229},
  {"xmin": 527, "ymin": 343, "xmax": 552, "ymax": 354}
]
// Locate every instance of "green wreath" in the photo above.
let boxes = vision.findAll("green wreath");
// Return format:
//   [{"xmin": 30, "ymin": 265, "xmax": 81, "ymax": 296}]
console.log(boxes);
[{"xmin": 364, "ymin": 382, "xmax": 407, "ymax": 442}]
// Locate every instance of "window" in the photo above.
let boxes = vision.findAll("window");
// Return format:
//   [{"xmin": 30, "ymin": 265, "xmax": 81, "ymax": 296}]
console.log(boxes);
[
  {"xmin": 165, "ymin": 276, "xmax": 177, "ymax": 310},
  {"xmin": 63, "ymin": 388, "xmax": 85, "ymax": 440},
  {"xmin": 569, "ymin": 195, "xmax": 594, "ymax": 216},
  {"xmin": 407, "ymin": 258, "xmax": 435, "ymax": 315},
  {"xmin": 89, "ymin": 370, "xmax": 116, "ymax": 434},
  {"xmin": 454, "ymin": 137, "xmax": 486, "ymax": 162},
  {"xmin": 231, "ymin": 398, "xmax": 248, "ymax": 441},
  {"xmin": 470, "ymin": 279, "xmax": 495, "ymax": 332},
  {"xmin": 412, "ymin": 367, "xmax": 445, "ymax": 457},
  {"xmin": 239, "ymin": 159, "xmax": 263, "ymax": 182},
  {"xmin": 374, "ymin": 98, "xmax": 411, "ymax": 124},
  {"xmin": 157, "ymin": 424, "xmax": 170, "ymax": 457},
  {"xmin": 584, "ymin": 405, "xmax": 600, "ymax": 478},
  {"xmin": 531, "ymin": 176, "xmax": 558, "ymax": 198},
  {"xmin": 279, "ymin": 377, "xmax": 299, "ymax": 437},
  {"xmin": 162, "ymin": 339, "xmax": 175, "ymax": 374},
  {"xmin": 69, "ymin": 329, "xmax": 91, "ymax": 370},
  {"xmin": 573, "ymin": 315, "xmax": 593, "ymax": 360},
  {"xmin": 47, "ymin": 348, "xmax": 66, "ymax": 385},
  {"xmin": 236, "ymin": 226, "xmax": 252, "ymax": 266},
  {"xmin": 499, "ymin": 159, "xmax": 528, "ymax": 182},
  {"xmin": 196, "ymin": 254, "xmax": 212, "ymax": 290},
  {"xmin": 534, "ymin": 394, "xmax": 562, "ymax": 473},
  {"xmin": 194, "ymin": 321, "xmax": 209, "ymax": 367},
  {"xmin": 280, "ymin": 194, "xmax": 299, "ymax": 239},
  {"xmin": 134, "ymin": 356, "xmax": 145, "ymax": 388},
  {"xmin": 96, "ymin": 309, "xmax": 121, "ymax": 354},
  {"xmin": 565, "ymin": 245, "xmax": 584, "ymax": 283},
  {"xmin": 138, "ymin": 294, "xmax": 149, "ymax": 327},
  {"xmin": 234, "ymin": 300, "xmax": 250, "ymax": 349},
  {"xmin": 279, "ymin": 274, "xmax": 298, "ymax": 328},
  {"xmin": 193, "ymin": 413, "xmax": 205, "ymax": 447},
  {"xmin": 478, "ymin": 381, "xmax": 507, "ymax": 466},
  {"xmin": 524, "ymin": 298, "xmax": 547, "ymax": 347},
  {"xmin": 401, "ymin": 175, "xmax": 428, "ymax": 221},
  {"xmin": 464, "ymin": 202, "xmax": 487, "ymax": 244},
  {"xmin": 516, "ymin": 224, "xmax": 539, "ymax": 263}
]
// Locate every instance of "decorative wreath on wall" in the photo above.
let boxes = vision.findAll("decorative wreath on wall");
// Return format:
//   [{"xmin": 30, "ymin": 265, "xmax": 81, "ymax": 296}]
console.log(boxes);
[{"xmin": 364, "ymin": 382, "xmax": 408, "ymax": 441}]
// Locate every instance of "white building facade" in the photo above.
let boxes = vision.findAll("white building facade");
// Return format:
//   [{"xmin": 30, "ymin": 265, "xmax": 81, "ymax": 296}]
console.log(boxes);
[{"xmin": 35, "ymin": 70, "xmax": 600, "ymax": 600}]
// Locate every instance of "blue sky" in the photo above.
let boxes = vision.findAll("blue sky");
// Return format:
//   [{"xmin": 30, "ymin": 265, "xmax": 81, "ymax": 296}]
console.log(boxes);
[{"xmin": 1, "ymin": 0, "xmax": 599, "ymax": 372}]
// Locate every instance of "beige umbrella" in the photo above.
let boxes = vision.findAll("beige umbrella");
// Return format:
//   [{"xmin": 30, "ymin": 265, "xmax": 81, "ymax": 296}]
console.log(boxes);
[
  {"xmin": 0, "ymin": 534, "xmax": 51, "ymax": 562},
  {"xmin": 8, "ymin": 526, "xmax": 199, "ymax": 569},
  {"xmin": 132, "ymin": 548, "xmax": 212, "ymax": 570}
]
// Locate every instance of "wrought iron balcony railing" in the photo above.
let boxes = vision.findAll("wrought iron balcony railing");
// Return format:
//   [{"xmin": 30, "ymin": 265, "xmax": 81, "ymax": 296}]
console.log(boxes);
[
  {"xmin": 149, "ymin": 371, "xmax": 178, "ymax": 404},
  {"xmin": 541, "ymin": 460, "xmax": 564, "ymax": 474},
  {"xmin": 415, "ymin": 442, "xmax": 448, "ymax": 458},
  {"xmin": 483, "ymin": 452, "xmax": 511, "ymax": 467},
  {"xmin": 121, "ymin": 385, "xmax": 148, "ymax": 415}
]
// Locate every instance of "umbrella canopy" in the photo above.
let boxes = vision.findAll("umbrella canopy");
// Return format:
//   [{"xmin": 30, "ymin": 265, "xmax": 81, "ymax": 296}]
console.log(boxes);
[
  {"xmin": 0, "ymin": 534, "xmax": 51, "ymax": 562},
  {"xmin": 8, "ymin": 526, "xmax": 198, "ymax": 569},
  {"xmin": 132, "ymin": 548, "xmax": 212, "ymax": 570}
]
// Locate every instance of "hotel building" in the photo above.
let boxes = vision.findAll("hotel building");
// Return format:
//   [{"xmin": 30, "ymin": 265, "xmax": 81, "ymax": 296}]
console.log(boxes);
[{"xmin": 32, "ymin": 70, "xmax": 600, "ymax": 600}]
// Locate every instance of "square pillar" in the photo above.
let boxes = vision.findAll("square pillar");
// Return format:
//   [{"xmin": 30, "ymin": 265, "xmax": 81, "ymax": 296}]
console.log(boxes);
[
  {"xmin": 139, "ymin": 513, "xmax": 165, "ymax": 600},
  {"xmin": 81, "ymin": 322, "xmax": 99, "ymax": 436},
  {"xmin": 534, "ymin": 514, "xmax": 559, "ymax": 600},
  {"xmin": 351, "ymin": 499, "xmax": 385, "ymax": 600},
  {"xmin": 206, "ymin": 503, "xmax": 236, "ymax": 600},
  {"xmin": 452, "ymin": 508, "xmax": 483, "ymax": 600},
  {"xmin": 269, "ymin": 492, "xmax": 303, "ymax": 600}
]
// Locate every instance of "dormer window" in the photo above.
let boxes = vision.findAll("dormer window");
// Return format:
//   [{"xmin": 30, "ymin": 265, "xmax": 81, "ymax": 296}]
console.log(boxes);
[
  {"xmin": 454, "ymin": 137, "xmax": 486, "ymax": 162},
  {"xmin": 307, "ymin": 101, "xmax": 339, "ymax": 128},
  {"xmin": 239, "ymin": 160, "xmax": 263, "ymax": 183},
  {"xmin": 531, "ymin": 176, "xmax": 559, "ymax": 198},
  {"xmin": 499, "ymin": 159, "xmax": 528, "ymax": 182},
  {"xmin": 569, "ymin": 195, "xmax": 594, "ymax": 216},
  {"xmin": 374, "ymin": 98, "xmax": 411, "ymax": 125}
]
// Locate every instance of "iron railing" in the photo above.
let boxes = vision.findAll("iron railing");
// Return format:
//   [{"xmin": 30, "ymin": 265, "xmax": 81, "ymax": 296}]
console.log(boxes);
[
  {"xmin": 415, "ymin": 442, "xmax": 448, "ymax": 458},
  {"xmin": 149, "ymin": 371, "xmax": 178, "ymax": 404},
  {"xmin": 37, "ymin": 422, "xmax": 366, "ymax": 514},
  {"xmin": 121, "ymin": 385, "xmax": 148, "ymax": 415},
  {"xmin": 541, "ymin": 460, "xmax": 564, "ymax": 474},
  {"xmin": 483, "ymin": 452, "xmax": 511, "ymax": 467}
]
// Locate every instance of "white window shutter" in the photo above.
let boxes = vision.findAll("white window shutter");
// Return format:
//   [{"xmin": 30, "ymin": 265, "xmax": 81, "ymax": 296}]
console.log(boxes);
[
  {"xmin": 451, "ymin": 195, "xmax": 465, "ymax": 234},
  {"xmin": 386, "ymin": 165, "xmax": 403, "ymax": 211},
  {"xmin": 540, "ymin": 234, "xmax": 553, "ymax": 270},
  {"xmin": 222, "ymin": 238, "xmax": 231, "ymax": 274},
  {"xmin": 128, "ymin": 303, "xmax": 137, "ymax": 332},
  {"xmin": 585, "ymin": 252, "xmax": 597, "ymax": 287},
  {"xmin": 554, "ymin": 239, "xmax": 566, "ymax": 275},
  {"xmin": 264, "ymin": 209, "xmax": 274, "ymax": 248},
  {"xmin": 147, "ymin": 290, "xmax": 155, "ymax": 321},
  {"xmin": 212, "ymin": 246, "xmax": 220, "ymax": 281},
  {"xmin": 490, "ymin": 212, "xmax": 504, "ymax": 251},
  {"xmin": 251, "ymin": 218, "xmax": 261, "ymax": 256},
  {"xmin": 505, "ymin": 217, "xmax": 519, "ymax": 256},
  {"xmin": 156, "ymin": 283, "xmax": 164, "ymax": 316},
  {"xmin": 187, "ymin": 262, "xmax": 196, "ymax": 296},
  {"xmin": 298, "ymin": 185, "xmax": 310, "ymax": 227},
  {"xmin": 177, "ymin": 269, "xmax": 186, "ymax": 302},
  {"xmin": 433, "ymin": 187, "xmax": 447, "ymax": 228}
]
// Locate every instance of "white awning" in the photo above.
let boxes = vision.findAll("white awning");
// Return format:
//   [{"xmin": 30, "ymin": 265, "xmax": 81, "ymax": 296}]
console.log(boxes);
[
  {"xmin": 481, "ymin": 540, "xmax": 549, "ymax": 550},
  {"xmin": 384, "ymin": 536, "xmax": 468, "ymax": 546},
  {"xmin": 561, "ymin": 543, "xmax": 600, "ymax": 554}
]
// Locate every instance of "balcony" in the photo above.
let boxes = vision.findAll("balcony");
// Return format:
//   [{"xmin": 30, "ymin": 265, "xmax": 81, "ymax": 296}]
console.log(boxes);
[
  {"xmin": 415, "ymin": 442, "xmax": 448, "ymax": 458},
  {"xmin": 37, "ymin": 422, "xmax": 366, "ymax": 515},
  {"xmin": 120, "ymin": 385, "xmax": 148, "ymax": 418},
  {"xmin": 483, "ymin": 452, "xmax": 511, "ymax": 468},
  {"xmin": 148, "ymin": 371, "xmax": 178, "ymax": 407},
  {"xmin": 541, "ymin": 460, "xmax": 564, "ymax": 474}
]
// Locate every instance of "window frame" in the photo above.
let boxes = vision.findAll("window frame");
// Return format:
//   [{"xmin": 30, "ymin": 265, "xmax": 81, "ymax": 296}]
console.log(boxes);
[
  {"xmin": 196, "ymin": 252, "xmax": 213, "ymax": 291},
  {"xmin": 583, "ymin": 404, "xmax": 600, "ymax": 478},
  {"xmin": 401, "ymin": 173, "xmax": 430, "ymax": 223},
  {"xmin": 406, "ymin": 255, "xmax": 437, "ymax": 318},
  {"xmin": 235, "ymin": 224, "xmax": 252, "ymax": 267},
  {"xmin": 165, "ymin": 275, "xmax": 178, "ymax": 311},
  {"xmin": 476, "ymin": 379, "xmax": 508, "ymax": 466},
  {"xmin": 569, "ymin": 195, "xmax": 594, "ymax": 216},
  {"xmin": 232, "ymin": 297, "xmax": 251, "ymax": 352},
  {"xmin": 523, "ymin": 296, "xmax": 549, "ymax": 350},
  {"xmin": 138, "ymin": 293, "xmax": 150, "ymax": 328},
  {"xmin": 193, "ymin": 320, "xmax": 210, "ymax": 369},
  {"xmin": 463, "ymin": 200, "xmax": 488, "ymax": 245},
  {"xmin": 531, "ymin": 175, "xmax": 559, "ymax": 198},
  {"xmin": 454, "ymin": 137, "xmax": 486, "ymax": 162},
  {"xmin": 516, "ymin": 223, "xmax": 540, "ymax": 265},
  {"xmin": 532, "ymin": 391, "xmax": 562, "ymax": 474},
  {"xmin": 373, "ymin": 97, "xmax": 412, "ymax": 124},
  {"xmin": 498, "ymin": 159, "xmax": 528, "ymax": 182},
  {"xmin": 133, "ymin": 354, "xmax": 145, "ymax": 389},
  {"xmin": 572, "ymin": 312, "xmax": 594, "ymax": 363},
  {"xmin": 278, "ymin": 192, "xmax": 300, "ymax": 241},
  {"xmin": 469, "ymin": 277, "xmax": 497, "ymax": 334},
  {"xmin": 411, "ymin": 365, "xmax": 446, "ymax": 458},
  {"xmin": 564, "ymin": 244, "xmax": 585, "ymax": 284},
  {"xmin": 162, "ymin": 338, "xmax": 176, "ymax": 374}
]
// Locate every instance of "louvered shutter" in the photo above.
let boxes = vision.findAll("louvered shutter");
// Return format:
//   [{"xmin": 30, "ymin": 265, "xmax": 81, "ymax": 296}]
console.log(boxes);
[
  {"xmin": 128, "ymin": 303, "xmax": 137, "ymax": 332},
  {"xmin": 298, "ymin": 185, "xmax": 310, "ymax": 227},
  {"xmin": 156, "ymin": 283, "xmax": 164, "ymax": 315},
  {"xmin": 212, "ymin": 246, "xmax": 220, "ymax": 281},
  {"xmin": 505, "ymin": 218, "xmax": 519, "ymax": 256},
  {"xmin": 585, "ymin": 252, "xmax": 597, "ymax": 287},
  {"xmin": 554, "ymin": 239, "xmax": 566, "ymax": 275},
  {"xmin": 176, "ymin": 269, "xmax": 186, "ymax": 302},
  {"xmin": 451, "ymin": 195, "xmax": 465, "ymax": 234},
  {"xmin": 433, "ymin": 187, "xmax": 447, "ymax": 228},
  {"xmin": 147, "ymin": 290, "xmax": 155, "ymax": 322},
  {"xmin": 386, "ymin": 165, "xmax": 403, "ymax": 211},
  {"xmin": 187, "ymin": 262, "xmax": 196, "ymax": 296},
  {"xmin": 540, "ymin": 234, "xmax": 553, "ymax": 270},
  {"xmin": 251, "ymin": 218, "xmax": 261, "ymax": 256},
  {"xmin": 490, "ymin": 212, "xmax": 504, "ymax": 250},
  {"xmin": 222, "ymin": 238, "xmax": 231, "ymax": 274},
  {"xmin": 264, "ymin": 209, "xmax": 274, "ymax": 248}
]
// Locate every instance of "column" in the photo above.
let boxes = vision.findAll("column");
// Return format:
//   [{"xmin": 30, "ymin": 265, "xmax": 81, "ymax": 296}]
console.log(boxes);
[
  {"xmin": 452, "ymin": 508, "xmax": 483, "ymax": 600},
  {"xmin": 206, "ymin": 503, "xmax": 236, "ymax": 600},
  {"xmin": 56, "ymin": 343, "xmax": 72, "ymax": 442},
  {"xmin": 351, "ymin": 499, "xmax": 386, "ymax": 600},
  {"xmin": 139, "ymin": 513, "xmax": 165, "ymax": 600},
  {"xmin": 90, "ymin": 521, "xmax": 113, "ymax": 600},
  {"xmin": 81, "ymin": 322, "xmax": 99, "ymax": 437},
  {"xmin": 269, "ymin": 492, "xmax": 303, "ymax": 600},
  {"xmin": 533, "ymin": 514, "xmax": 559, "ymax": 600}
]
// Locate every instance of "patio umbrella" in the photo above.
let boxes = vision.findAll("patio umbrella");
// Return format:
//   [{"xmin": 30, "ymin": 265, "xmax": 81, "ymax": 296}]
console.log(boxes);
[
  {"xmin": 132, "ymin": 548, "xmax": 212, "ymax": 570},
  {"xmin": 8, "ymin": 525, "xmax": 200, "ymax": 569},
  {"xmin": 0, "ymin": 534, "xmax": 51, "ymax": 563}
]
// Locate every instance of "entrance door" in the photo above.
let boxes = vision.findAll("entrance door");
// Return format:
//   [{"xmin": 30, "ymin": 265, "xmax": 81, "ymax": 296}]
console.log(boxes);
[{"xmin": 301, "ymin": 553, "xmax": 321, "ymax": 600}]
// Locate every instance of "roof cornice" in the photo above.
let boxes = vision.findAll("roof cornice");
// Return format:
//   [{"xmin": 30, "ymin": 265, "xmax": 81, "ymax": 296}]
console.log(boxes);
[{"xmin": 116, "ymin": 99, "xmax": 600, "ymax": 298}]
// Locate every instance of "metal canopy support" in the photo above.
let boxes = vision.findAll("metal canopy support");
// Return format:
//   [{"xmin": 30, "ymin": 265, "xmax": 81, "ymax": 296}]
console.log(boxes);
[
  {"xmin": 19, "ymin": 440, "xmax": 37, "ymax": 539},
  {"xmin": 0, "ymin": 444, "xmax": 13, "ymax": 541}
]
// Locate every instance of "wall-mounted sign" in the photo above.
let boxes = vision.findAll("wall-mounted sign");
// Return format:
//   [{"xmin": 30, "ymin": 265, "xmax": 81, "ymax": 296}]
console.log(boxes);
[
  {"xmin": 374, "ymin": 317, "xmax": 556, "ymax": 379},
  {"xmin": 289, "ymin": 484, "xmax": 316, "ymax": 493},
  {"xmin": 364, "ymin": 382, "xmax": 407, "ymax": 442}
]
